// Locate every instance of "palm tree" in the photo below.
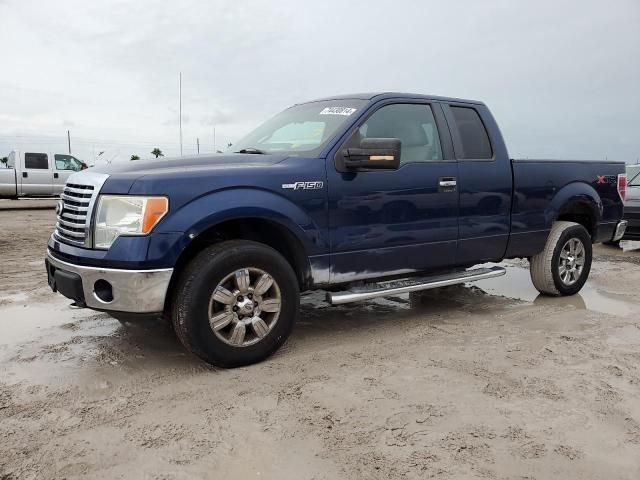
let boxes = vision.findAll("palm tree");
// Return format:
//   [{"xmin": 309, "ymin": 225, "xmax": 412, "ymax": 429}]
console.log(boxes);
[
  {"xmin": 0, "ymin": 157, "xmax": 7, "ymax": 168},
  {"xmin": 151, "ymin": 148, "xmax": 164, "ymax": 158},
  {"xmin": 130, "ymin": 155, "xmax": 140, "ymax": 161}
]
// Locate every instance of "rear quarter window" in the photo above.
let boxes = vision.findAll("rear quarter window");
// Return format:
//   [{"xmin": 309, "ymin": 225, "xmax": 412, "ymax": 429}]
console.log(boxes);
[
  {"xmin": 24, "ymin": 153, "xmax": 49, "ymax": 169},
  {"xmin": 450, "ymin": 106, "xmax": 492, "ymax": 159}
]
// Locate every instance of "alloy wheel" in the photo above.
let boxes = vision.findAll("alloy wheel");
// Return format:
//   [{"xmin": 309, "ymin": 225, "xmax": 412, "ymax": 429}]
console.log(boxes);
[{"xmin": 208, "ymin": 267, "xmax": 281, "ymax": 347}]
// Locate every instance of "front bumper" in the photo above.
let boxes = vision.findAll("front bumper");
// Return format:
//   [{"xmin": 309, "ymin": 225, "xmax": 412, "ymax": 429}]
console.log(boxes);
[{"xmin": 46, "ymin": 250, "xmax": 173, "ymax": 313}]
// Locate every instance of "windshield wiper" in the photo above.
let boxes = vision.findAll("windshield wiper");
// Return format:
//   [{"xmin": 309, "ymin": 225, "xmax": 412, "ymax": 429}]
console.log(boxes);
[{"xmin": 235, "ymin": 147, "xmax": 266, "ymax": 154}]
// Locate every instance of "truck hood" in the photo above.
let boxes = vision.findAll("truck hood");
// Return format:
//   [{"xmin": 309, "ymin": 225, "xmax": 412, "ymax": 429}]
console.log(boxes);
[
  {"xmin": 92, "ymin": 153, "xmax": 291, "ymax": 194},
  {"xmin": 91, "ymin": 153, "xmax": 289, "ymax": 176}
]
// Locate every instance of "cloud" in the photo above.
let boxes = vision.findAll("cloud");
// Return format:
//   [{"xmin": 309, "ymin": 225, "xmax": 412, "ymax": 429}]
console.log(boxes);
[
  {"xmin": 0, "ymin": 0, "xmax": 638, "ymax": 162},
  {"xmin": 200, "ymin": 109, "xmax": 234, "ymax": 126},
  {"xmin": 162, "ymin": 113, "xmax": 190, "ymax": 127}
]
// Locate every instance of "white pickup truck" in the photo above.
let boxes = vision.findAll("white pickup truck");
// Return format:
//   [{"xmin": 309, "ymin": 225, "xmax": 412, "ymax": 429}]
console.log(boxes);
[{"xmin": 0, "ymin": 151, "xmax": 87, "ymax": 198}]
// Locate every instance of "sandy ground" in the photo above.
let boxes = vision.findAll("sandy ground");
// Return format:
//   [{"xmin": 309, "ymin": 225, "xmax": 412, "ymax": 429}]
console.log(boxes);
[
  {"xmin": 1, "ymin": 209, "xmax": 640, "ymax": 480},
  {"xmin": 0, "ymin": 198, "xmax": 57, "ymax": 211}
]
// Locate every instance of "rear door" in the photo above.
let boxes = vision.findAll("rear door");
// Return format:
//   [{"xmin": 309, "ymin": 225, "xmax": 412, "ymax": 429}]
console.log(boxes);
[
  {"xmin": 327, "ymin": 100, "xmax": 459, "ymax": 283},
  {"xmin": 20, "ymin": 152, "xmax": 53, "ymax": 195},
  {"xmin": 442, "ymin": 103, "xmax": 512, "ymax": 264}
]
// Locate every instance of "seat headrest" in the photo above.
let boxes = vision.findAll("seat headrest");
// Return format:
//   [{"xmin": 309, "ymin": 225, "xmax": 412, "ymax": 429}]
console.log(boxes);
[
  {"xmin": 364, "ymin": 119, "xmax": 428, "ymax": 148},
  {"xmin": 394, "ymin": 122, "xmax": 428, "ymax": 147}
]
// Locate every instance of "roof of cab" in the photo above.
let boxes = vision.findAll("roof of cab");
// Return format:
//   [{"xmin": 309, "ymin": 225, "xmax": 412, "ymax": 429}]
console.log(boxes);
[{"xmin": 300, "ymin": 92, "xmax": 484, "ymax": 106}]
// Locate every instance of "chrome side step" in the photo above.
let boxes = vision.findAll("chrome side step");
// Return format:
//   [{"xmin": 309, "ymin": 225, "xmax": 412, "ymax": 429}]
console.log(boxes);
[{"xmin": 327, "ymin": 266, "xmax": 506, "ymax": 305}]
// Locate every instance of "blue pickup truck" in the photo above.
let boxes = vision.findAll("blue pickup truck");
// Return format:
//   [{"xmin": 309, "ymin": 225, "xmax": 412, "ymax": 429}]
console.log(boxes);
[{"xmin": 46, "ymin": 92, "xmax": 628, "ymax": 367}]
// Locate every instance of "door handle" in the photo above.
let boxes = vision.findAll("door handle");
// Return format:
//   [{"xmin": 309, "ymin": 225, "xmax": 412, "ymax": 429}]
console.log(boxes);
[
  {"xmin": 54, "ymin": 173, "xmax": 59, "ymax": 179},
  {"xmin": 438, "ymin": 177, "xmax": 457, "ymax": 187},
  {"xmin": 22, "ymin": 172, "xmax": 28, "ymax": 178}
]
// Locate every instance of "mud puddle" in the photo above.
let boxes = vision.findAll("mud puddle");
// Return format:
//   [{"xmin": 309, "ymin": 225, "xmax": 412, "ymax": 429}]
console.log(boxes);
[
  {"xmin": 0, "ymin": 302, "xmax": 112, "ymax": 347},
  {"xmin": 473, "ymin": 262, "xmax": 638, "ymax": 316},
  {"xmin": 1, "ymin": 259, "xmax": 637, "ymax": 388}
]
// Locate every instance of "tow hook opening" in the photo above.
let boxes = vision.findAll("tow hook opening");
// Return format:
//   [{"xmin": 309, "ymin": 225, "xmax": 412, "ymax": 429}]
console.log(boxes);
[{"xmin": 94, "ymin": 279, "xmax": 114, "ymax": 303}]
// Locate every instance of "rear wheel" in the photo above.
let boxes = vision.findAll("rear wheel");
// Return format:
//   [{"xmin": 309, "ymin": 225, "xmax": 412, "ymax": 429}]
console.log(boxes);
[
  {"xmin": 530, "ymin": 221, "xmax": 592, "ymax": 296},
  {"xmin": 172, "ymin": 240, "xmax": 299, "ymax": 368},
  {"xmin": 603, "ymin": 239, "xmax": 621, "ymax": 247}
]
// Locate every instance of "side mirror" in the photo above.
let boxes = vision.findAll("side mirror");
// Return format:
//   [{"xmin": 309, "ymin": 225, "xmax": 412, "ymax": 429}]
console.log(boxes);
[{"xmin": 342, "ymin": 138, "xmax": 401, "ymax": 170}]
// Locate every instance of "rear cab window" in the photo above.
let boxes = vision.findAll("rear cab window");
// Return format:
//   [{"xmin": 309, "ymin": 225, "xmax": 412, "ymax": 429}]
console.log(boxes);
[
  {"xmin": 24, "ymin": 153, "xmax": 49, "ymax": 169},
  {"xmin": 449, "ymin": 106, "xmax": 493, "ymax": 159}
]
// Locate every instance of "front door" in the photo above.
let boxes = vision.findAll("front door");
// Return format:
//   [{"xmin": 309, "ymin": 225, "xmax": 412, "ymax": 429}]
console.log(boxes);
[
  {"xmin": 20, "ymin": 152, "xmax": 52, "ymax": 195},
  {"xmin": 327, "ymin": 101, "xmax": 459, "ymax": 283},
  {"xmin": 53, "ymin": 154, "xmax": 84, "ymax": 193}
]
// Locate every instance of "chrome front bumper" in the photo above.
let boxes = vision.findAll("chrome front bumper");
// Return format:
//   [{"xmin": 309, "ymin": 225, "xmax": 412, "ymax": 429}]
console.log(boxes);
[
  {"xmin": 46, "ymin": 250, "xmax": 173, "ymax": 313},
  {"xmin": 613, "ymin": 220, "xmax": 628, "ymax": 241}
]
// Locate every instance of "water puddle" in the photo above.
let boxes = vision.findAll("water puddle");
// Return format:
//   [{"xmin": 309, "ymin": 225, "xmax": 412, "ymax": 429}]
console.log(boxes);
[
  {"xmin": 0, "ymin": 296, "xmax": 197, "ymax": 386},
  {"xmin": 473, "ymin": 263, "xmax": 637, "ymax": 317},
  {"xmin": 0, "ymin": 259, "xmax": 637, "ymax": 387},
  {"xmin": 0, "ymin": 302, "xmax": 114, "ymax": 346}
]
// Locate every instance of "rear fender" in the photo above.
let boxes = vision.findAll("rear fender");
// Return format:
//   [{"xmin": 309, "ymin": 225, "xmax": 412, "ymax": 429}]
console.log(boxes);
[{"xmin": 547, "ymin": 181, "xmax": 602, "ymax": 230}]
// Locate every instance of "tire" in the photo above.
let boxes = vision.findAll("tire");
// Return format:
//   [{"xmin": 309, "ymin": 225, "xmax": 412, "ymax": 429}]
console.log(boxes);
[
  {"xmin": 171, "ymin": 240, "xmax": 299, "ymax": 368},
  {"xmin": 603, "ymin": 239, "xmax": 621, "ymax": 247},
  {"xmin": 530, "ymin": 221, "xmax": 592, "ymax": 296}
]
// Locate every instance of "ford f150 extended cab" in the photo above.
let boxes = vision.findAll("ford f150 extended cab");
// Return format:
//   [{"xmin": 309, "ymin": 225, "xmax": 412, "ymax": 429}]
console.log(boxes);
[
  {"xmin": 45, "ymin": 93, "xmax": 628, "ymax": 367},
  {"xmin": 0, "ymin": 150, "xmax": 87, "ymax": 198}
]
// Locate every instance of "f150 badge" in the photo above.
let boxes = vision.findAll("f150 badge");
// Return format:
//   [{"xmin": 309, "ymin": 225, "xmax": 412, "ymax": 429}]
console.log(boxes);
[{"xmin": 282, "ymin": 181, "xmax": 324, "ymax": 190}]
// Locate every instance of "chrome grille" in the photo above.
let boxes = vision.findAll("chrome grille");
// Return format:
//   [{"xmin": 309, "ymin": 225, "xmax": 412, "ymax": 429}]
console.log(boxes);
[
  {"xmin": 55, "ymin": 183, "xmax": 94, "ymax": 246},
  {"xmin": 53, "ymin": 172, "xmax": 109, "ymax": 248}
]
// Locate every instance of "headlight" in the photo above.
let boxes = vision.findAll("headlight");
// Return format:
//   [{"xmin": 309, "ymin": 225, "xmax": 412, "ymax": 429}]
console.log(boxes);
[{"xmin": 94, "ymin": 195, "xmax": 168, "ymax": 249}]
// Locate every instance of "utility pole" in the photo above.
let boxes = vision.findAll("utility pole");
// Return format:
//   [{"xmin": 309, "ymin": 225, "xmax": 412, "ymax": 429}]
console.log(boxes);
[
  {"xmin": 197, "ymin": 137, "xmax": 200, "ymax": 154},
  {"xmin": 179, "ymin": 72, "xmax": 183, "ymax": 156},
  {"xmin": 67, "ymin": 130, "xmax": 71, "ymax": 154},
  {"xmin": 213, "ymin": 127, "xmax": 216, "ymax": 152}
]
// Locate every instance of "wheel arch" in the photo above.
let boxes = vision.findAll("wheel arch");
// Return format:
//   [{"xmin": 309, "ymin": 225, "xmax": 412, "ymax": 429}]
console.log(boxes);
[
  {"xmin": 548, "ymin": 182, "xmax": 602, "ymax": 239},
  {"xmin": 164, "ymin": 216, "xmax": 313, "ymax": 313}
]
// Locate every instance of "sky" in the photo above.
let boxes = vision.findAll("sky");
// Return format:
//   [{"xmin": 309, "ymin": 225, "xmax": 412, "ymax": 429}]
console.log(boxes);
[{"xmin": 0, "ymin": 0, "xmax": 638, "ymax": 165}]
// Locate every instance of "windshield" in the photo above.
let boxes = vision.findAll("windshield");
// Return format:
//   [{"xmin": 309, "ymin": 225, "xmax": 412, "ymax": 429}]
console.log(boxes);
[{"xmin": 232, "ymin": 99, "xmax": 366, "ymax": 156}]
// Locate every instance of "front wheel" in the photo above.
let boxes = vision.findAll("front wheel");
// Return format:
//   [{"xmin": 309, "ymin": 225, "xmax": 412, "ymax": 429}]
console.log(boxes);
[
  {"xmin": 530, "ymin": 221, "xmax": 592, "ymax": 296},
  {"xmin": 172, "ymin": 240, "xmax": 299, "ymax": 368}
]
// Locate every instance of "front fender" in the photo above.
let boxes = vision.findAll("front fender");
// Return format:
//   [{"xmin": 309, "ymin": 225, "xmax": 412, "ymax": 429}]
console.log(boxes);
[
  {"xmin": 156, "ymin": 187, "xmax": 327, "ymax": 256},
  {"xmin": 546, "ymin": 181, "xmax": 602, "ymax": 227}
]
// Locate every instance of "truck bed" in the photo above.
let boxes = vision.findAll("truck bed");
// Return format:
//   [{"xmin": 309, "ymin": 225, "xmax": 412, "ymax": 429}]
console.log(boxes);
[{"xmin": 506, "ymin": 159, "xmax": 625, "ymax": 257}]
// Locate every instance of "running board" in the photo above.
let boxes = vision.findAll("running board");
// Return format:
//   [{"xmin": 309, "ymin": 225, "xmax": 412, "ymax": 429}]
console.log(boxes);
[{"xmin": 327, "ymin": 266, "xmax": 506, "ymax": 305}]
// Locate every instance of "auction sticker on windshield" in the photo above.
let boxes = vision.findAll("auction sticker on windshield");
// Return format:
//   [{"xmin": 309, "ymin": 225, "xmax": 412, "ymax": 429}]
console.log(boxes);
[{"xmin": 319, "ymin": 107, "xmax": 357, "ymax": 116}]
